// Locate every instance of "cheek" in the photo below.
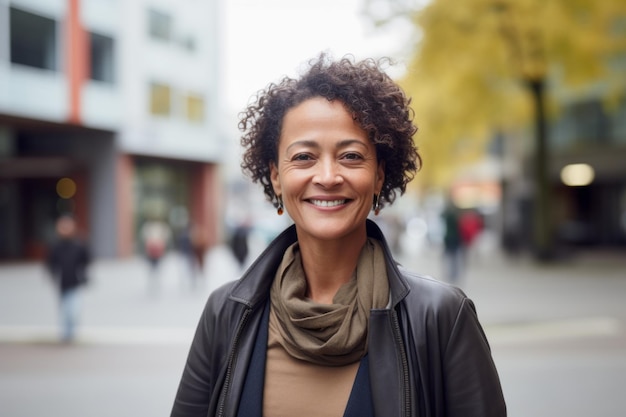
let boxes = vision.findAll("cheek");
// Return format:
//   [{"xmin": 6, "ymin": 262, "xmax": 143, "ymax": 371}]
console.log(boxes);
[{"xmin": 279, "ymin": 170, "xmax": 307, "ymax": 194}]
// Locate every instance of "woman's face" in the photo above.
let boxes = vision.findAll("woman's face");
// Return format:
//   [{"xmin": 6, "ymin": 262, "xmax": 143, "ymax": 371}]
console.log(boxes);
[{"xmin": 270, "ymin": 97, "xmax": 384, "ymax": 245}]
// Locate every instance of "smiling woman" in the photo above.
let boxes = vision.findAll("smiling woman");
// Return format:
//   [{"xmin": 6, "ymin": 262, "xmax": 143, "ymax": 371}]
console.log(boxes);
[
  {"xmin": 269, "ymin": 97, "xmax": 384, "ymax": 251},
  {"xmin": 171, "ymin": 54, "xmax": 506, "ymax": 417}
]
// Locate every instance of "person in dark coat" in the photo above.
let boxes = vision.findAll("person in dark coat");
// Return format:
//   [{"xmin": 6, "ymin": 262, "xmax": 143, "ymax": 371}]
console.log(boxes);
[
  {"xmin": 442, "ymin": 199, "xmax": 463, "ymax": 284},
  {"xmin": 46, "ymin": 215, "xmax": 90, "ymax": 342},
  {"xmin": 229, "ymin": 223, "xmax": 250, "ymax": 269}
]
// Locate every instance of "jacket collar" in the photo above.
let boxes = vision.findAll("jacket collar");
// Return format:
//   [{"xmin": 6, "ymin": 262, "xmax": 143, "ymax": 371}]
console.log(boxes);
[{"xmin": 229, "ymin": 219, "xmax": 410, "ymax": 309}]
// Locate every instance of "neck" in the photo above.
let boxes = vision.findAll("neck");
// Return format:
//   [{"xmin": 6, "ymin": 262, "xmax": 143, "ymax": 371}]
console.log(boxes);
[{"xmin": 296, "ymin": 231, "xmax": 367, "ymax": 304}]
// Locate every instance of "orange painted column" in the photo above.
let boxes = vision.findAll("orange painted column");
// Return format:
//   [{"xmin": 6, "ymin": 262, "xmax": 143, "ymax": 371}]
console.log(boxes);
[
  {"xmin": 116, "ymin": 154, "xmax": 135, "ymax": 256},
  {"xmin": 191, "ymin": 163, "xmax": 219, "ymax": 248},
  {"xmin": 67, "ymin": 0, "xmax": 88, "ymax": 124},
  {"xmin": 71, "ymin": 171, "xmax": 89, "ymax": 239}
]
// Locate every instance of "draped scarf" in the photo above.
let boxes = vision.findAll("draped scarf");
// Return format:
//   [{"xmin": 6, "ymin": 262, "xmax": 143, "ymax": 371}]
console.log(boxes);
[{"xmin": 269, "ymin": 238, "xmax": 389, "ymax": 366}]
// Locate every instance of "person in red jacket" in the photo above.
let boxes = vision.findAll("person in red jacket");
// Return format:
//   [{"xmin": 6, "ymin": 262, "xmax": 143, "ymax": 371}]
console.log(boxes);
[{"xmin": 460, "ymin": 209, "xmax": 483, "ymax": 249}]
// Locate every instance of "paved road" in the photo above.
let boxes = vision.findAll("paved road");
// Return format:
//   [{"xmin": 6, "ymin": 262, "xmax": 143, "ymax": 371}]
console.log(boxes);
[{"xmin": 1, "ymin": 243, "xmax": 625, "ymax": 416}]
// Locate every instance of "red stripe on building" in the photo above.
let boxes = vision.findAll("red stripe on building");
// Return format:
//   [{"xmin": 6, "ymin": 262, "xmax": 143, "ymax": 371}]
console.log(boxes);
[
  {"xmin": 67, "ymin": 0, "xmax": 87, "ymax": 124},
  {"xmin": 116, "ymin": 155, "xmax": 135, "ymax": 256}
]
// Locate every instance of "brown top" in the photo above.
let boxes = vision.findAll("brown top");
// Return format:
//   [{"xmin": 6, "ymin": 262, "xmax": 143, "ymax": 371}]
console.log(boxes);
[{"xmin": 263, "ymin": 306, "xmax": 360, "ymax": 417}]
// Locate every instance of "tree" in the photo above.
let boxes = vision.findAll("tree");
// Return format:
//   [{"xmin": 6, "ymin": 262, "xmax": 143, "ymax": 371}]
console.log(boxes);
[{"xmin": 367, "ymin": 0, "xmax": 626, "ymax": 259}]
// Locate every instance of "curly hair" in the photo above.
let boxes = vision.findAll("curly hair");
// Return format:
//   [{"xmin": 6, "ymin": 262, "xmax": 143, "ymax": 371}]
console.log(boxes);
[{"xmin": 239, "ymin": 53, "xmax": 421, "ymax": 210}]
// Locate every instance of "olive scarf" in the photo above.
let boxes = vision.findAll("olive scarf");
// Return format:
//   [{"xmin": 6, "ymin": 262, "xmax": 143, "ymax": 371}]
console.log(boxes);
[{"xmin": 269, "ymin": 238, "xmax": 389, "ymax": 366}]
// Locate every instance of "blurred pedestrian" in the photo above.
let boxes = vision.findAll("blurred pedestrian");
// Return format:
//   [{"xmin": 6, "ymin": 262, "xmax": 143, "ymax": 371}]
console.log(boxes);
[
  {"xmin": 442, "ymin": 199, "xmax": 463, "ymax": 284},
  {"xmin": 181, "ymin": 223, "xmax": 209, "ymax": 288},
  {"xmin": 191, "ymin": 226, "xmax": 209, "ymax": 271},
  {"xmin": 141, "ymin": 219, "xmax": 171, "ymax": 291},
  {"xmin": 46, "ymin": 215, "xmax": 90, "ymax": 343},
  {"xmin": 228, "ymin": 221, "xmax": 250, "ymax": 270},
  {"xmin": 459, "ymin": 208, "xmax": 483, "ymax": 261},
  {"xmin": 177, "ymin": 224, "xmax": 194, "ymax": 273}
]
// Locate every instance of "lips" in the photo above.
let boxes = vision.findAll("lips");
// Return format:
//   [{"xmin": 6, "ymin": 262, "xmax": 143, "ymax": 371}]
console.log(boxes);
[{"xmin": 309, "ymin": 199, "xmax": 346, "ymax": 207}]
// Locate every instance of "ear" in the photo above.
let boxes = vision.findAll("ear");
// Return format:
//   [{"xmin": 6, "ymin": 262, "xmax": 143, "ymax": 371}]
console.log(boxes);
[
  {"xmin": 375, "ymin": 160, "xmax": 385, "ymax": 194},
  {"xmin": 270, "ymin": 161, "xmax": 281, "ymax": 196}
]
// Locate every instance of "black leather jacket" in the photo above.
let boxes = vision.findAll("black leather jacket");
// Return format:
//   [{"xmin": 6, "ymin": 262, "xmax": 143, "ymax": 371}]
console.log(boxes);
[{"xmin": 171, "ymin": 220, "xmax": 506, "ymax": 417}]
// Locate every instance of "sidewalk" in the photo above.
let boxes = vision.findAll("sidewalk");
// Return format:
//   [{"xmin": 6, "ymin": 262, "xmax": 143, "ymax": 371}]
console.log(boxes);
[
  {"xmin": 2, "ymin": 243, "xmax": 624, "ymax": 417},
  {"xmin": 0, "ymin": 242, "xmax": 624, "ymax": 347},
  {"xmin": 398, "ymin": 244, "xmax": 626, "ymax": 347},
  {"xmin": 0, "ymin": 245, "xmax": 244, "ymax": 345}
]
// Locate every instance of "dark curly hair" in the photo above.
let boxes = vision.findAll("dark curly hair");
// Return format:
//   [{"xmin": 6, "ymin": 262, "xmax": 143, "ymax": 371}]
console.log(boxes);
[{"xmin": 239, "ymin": 53, "xmax": 421, "ymax": 211}]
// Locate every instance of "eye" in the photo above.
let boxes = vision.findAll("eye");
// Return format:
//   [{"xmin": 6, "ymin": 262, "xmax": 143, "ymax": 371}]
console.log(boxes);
[
  {"xmin": 292, "ymin": 153, "xmax": 313, "ymax": 161},
  {"xmin": 342, "ymin": 152, "xmax": 363, "ymax": 161}
]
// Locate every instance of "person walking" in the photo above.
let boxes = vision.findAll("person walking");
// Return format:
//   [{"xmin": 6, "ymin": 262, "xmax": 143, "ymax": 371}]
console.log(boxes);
[
  {"xmin": 442, "ymin": 199, "xmax": 463, "ymax": 284},
  {"xmin": 459, "ymin": 208, "xmax": 484, "ymax": 262},
  {"xmin": 178, "ymin": 223, "xmax": 209, "ymax": 288},
  {"xmin": 46, "ymin": 215, "xmax": 90, "ymax": 343},
  {"xmin": 141, "ymin": 218, "xmax": 171, "ymax": 292},
  {"xmin": 171, "ymin": 54, "xmax": 506, "ymax": 417},
  {"xmin": 229, "ymin": 221, "xmax": 251, "ymax": 270}
]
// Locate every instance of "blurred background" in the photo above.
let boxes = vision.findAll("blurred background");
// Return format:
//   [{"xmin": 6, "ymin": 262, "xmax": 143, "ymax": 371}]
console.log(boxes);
[{"xmin": 0, "ymin": 0, "xmax": 625, "ymax": 416}]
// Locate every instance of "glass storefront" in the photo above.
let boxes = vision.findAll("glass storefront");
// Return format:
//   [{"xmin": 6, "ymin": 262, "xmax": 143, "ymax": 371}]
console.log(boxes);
[{"xmin": 133, "ymin": 159, "xmax": 191, "ymax": 253}]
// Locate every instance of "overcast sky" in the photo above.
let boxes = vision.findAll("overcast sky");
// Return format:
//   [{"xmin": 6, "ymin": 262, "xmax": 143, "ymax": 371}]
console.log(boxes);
[{"xmin": 221, "ymin": 0, "xmax": 416, "ymax": 114}]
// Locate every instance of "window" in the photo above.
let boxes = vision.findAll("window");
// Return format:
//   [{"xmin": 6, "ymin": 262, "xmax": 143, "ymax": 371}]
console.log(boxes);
[
  {"xmin": 185, "ymin": 94, "xmax": 205, "ymax": 122},
  {"xmin": 609, "ymin": 96, "xmax": 626, "ymax": 144},
  {"xmin": 570, "ymin": 100, "xmax": 610, "ymax": 143},
  {"xmin": 150, "ymin": 83, "xmax": 171, "ymax": 116},
  {"xmin": 10, "ymin": 7, "xmax": 58, "ymax": 71},
  {"xmin": 148, "ymin": 9, "xmax": 172, "ymax": 42},
  {"xmin": 90, "ymin": 33, "xmax": 115, "ymax": 83}
]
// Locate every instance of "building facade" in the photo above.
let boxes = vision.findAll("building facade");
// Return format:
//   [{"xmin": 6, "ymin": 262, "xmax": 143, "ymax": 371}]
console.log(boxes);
[
  {"xmin": 0, "ymin": 0, "xmax": 223, "ymax": 260},
  {"xmin": 499, "ymin": 87, "xmax": 626, "ymax": 254},
  {"xmin": 548, "ymin": 91, "xmax": 626, "ymax": 248}
]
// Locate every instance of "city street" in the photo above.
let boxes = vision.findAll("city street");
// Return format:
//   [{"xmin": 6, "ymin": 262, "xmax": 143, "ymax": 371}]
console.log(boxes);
[{"xmin": 1, "ymin": 243, "xmax": 625, "ymax": 417}]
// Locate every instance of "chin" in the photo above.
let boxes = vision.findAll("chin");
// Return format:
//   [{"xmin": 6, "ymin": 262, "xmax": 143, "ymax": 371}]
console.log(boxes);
[{"xmin": 297, "ymin": 219, "xmax": 366, "ymax": 242}]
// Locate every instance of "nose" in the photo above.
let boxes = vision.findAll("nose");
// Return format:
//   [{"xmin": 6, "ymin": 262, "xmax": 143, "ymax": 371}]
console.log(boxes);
[{"xmin": 313, "ymin": 159, "xmax": 343, "ymax": 187}]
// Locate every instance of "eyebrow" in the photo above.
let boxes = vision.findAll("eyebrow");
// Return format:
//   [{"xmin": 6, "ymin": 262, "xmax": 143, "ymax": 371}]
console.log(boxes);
[{"xmin": 285, "ymin": 139, "xmax": 368, "ymax": 153}]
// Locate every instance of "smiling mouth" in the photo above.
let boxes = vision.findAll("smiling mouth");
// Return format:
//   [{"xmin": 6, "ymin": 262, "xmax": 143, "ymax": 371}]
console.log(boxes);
[{"xmin": 309, "ymin": 199, "xmax": 346, "ymax": 208}]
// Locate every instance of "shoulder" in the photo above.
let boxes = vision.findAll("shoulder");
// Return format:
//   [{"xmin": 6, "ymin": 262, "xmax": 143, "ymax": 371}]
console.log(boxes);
[
  {"xmin": 396, "ymin": 266, "xmax": 473, "ymax": 324},
  {"xmin": 400, "ymin": 267, "xmax": 466, "ymax": 302},
  {"xmin": 202, "ymin": 280, "xmax": 240, "ymax": 318}
]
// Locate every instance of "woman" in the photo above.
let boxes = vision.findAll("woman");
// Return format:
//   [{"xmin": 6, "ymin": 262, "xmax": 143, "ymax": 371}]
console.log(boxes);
[{"xmin": 171, "ymin": 54, "xmax": 506, "ymax": 417}]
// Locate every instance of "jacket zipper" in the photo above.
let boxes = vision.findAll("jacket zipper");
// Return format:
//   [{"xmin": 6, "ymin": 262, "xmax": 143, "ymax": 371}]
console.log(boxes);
[
  {"xmin": 216, "ymin": 307, "xmax": 252, "ymax": 417},
  {"xmin": 391, "ymin": 309, "xmax": 412, "ymax": 417}
]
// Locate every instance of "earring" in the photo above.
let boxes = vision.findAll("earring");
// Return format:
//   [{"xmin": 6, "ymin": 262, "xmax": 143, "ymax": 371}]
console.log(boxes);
[
  {"xmin": 373, "ymin": 194, "xmax": 381, "ymax": 216},
  {"xmin": 276, "ymin": 196, "xmax": 284, "ymax": 216}
]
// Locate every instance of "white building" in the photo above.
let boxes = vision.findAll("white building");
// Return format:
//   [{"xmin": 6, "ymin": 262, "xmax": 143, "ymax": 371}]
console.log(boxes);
[{"xmin": 0, "ymin": 0, "xmax": 223, "ymax": 259}]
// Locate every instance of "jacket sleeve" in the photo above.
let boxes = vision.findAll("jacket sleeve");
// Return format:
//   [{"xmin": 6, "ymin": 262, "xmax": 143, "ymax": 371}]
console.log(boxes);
[
  {"xmin": 171, "ymin": 294, "xmax": 221, "ymax": 417},
  {"xmin": 443, "ymin": 298, "xmax": 507, "ymax": 417}
]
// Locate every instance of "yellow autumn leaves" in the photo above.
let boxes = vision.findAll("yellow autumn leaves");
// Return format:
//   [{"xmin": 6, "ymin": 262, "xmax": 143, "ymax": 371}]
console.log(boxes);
[{"xmin": 394, "ymin": 0, "xmax": 626, "ymax": 189}]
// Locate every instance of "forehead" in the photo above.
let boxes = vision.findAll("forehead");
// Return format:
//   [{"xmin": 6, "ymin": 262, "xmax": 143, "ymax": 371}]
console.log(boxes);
[{"xmin": 279, "ymin": 97, "xmax": 369, "ymax": 146}]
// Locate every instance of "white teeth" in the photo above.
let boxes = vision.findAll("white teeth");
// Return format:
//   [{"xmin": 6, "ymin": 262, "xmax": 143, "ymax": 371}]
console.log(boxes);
[{"xmin": 310, "ymin": 199, "xmax": 345, "ymax": 207}]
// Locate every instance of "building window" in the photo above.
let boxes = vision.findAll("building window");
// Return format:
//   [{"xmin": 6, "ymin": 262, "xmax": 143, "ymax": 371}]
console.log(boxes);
[
  {"xmin": 148, "ymin": 9, "xmax": 172, "ymax": 42},
  {"xmin": 571, "ymin": 100, "xmax": 610, "ymax": 143},
  {"xmin": 10, "ymin": 7, "xmax": 58, "ymax": 71},
  {"xmin": 185, "ymin": 94, "xmax": 205, "ymax": 122},
  {"xmin": 610, "ymin": 96, "xmax": 626, "ymax": 144},
  {"xmin": 150, "ymin": 83, "xmax": 171, "ymax": 116},
  {"xmin": 90, "ymin": 32, "xmax": 115, "ymax": 83}
]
